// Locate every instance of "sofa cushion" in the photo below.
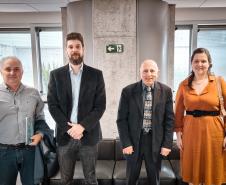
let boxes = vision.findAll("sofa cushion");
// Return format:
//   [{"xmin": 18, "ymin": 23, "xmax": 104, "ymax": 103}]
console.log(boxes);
[
  {"xmin": 98, "ymin": 139, "xmax": 115, "ymax": 160},
  {"xmin": 75, "ymin": 139, "xmax": 115, "ymax": 160},
  {"xmin": 168, "ymin": 142, "xmax": 180, "ymax": 160},
  {"xmin": 115, "ymin": 139, "xmax": 124, "ymax": 160}
]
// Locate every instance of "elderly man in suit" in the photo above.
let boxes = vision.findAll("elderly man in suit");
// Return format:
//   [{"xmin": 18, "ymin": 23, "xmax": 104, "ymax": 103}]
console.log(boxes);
[
  {"xmin": 47, "ymin": 32, "xmax": 106, "ymax": 185},
  {"xmin": 117, "ymin": 59, "xmax": 174, "ymax": 185}
]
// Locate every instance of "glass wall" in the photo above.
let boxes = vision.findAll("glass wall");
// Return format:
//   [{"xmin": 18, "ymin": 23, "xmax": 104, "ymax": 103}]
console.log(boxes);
[
  {"xmin": 39, "ymin": 29, "xmax": 63, "ymax": 94},
  {"xmin": 0, "ymin": 27, "xmax": 63, "ymax": 130},
  {"xmin": 0, "ymin": 31, "xmax": 33, "ymax": 86},
  {"xmin": 174, "ymin": 27, "xmax": 191, "ymax": 92},
  {"xmin": 174, "ymin": 25, "xmax": 226, "ymax": 93},
  {"xmin": 197, "ymin": 28, "xmax": 226, "ymax": 79}
]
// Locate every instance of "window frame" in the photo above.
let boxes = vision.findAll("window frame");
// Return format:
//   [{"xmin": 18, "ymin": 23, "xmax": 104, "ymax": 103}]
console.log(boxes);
[
  {"xmin": 0, "ymin": 24, "xmax": 62, "ymax": 93},
  {"xmin": 174, "ymin": 22, "xmax": 226, "ymax": 89}
]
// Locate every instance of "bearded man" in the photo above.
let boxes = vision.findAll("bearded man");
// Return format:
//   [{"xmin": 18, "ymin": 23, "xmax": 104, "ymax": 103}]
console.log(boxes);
[{"xmin": 47, "ymin": 32, "xmax": 106, "ymax": 185}]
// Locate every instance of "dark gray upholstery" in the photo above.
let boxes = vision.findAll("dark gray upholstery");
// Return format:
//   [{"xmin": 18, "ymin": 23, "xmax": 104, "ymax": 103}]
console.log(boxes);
[
  {"xmin": 168, "ymin": 142, "xmax": 180, "ymax": 160},
  {"xmin": 49, "ymin": 139, "xmax": 185, "ymax": 185},
  {"xmin": 50, "ymin": 139, "xmax": 115, "ymax": 185},
  {"xmin": 113, "ymin": 139, "xmax": 176, "ymax": 185}
]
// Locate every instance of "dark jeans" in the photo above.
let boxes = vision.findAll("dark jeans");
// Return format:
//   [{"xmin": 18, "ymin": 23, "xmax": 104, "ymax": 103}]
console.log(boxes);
[
  {"xmin": 0, "ymin": 145, "xmax": 35, "ymax": 185},
  {"xmin": 57, "ymin": 138, "xmax": 98, "ymax": 185},
  {"xmin": 126, "ymin": 132, "xmax": 161, "ymax": 185}
]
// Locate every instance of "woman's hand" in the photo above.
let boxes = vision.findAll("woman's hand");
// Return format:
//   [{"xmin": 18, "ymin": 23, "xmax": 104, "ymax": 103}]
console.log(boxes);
[
  {"xmin": 223, "ymin": 136, "xmax": 226, "ymax": 151},
  {"xmin": 176, "ymin": 132, "xmax": 183, "ymax": 151}
]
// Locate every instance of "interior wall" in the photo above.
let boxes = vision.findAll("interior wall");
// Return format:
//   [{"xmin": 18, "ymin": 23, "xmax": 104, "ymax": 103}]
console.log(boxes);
[
  {"xmin": 175, "ymin": 7, "xmax": 226, "ymax": 23},
  {"xmin": 93, "ymin": 0, "xmax": 137, "ymax": 138},
  {"xmin": 0, "ymin": 12, "xmax": 61, "ymax": 26},
  {"xmin": 1, "ymin": 7, "xmax": 226, "ymax": 26}
]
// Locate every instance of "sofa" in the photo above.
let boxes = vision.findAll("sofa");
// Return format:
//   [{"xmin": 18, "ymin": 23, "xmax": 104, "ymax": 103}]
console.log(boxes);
[{"xmin": 49, "ymin": 139, "xmax": 182, "ymax": 185}]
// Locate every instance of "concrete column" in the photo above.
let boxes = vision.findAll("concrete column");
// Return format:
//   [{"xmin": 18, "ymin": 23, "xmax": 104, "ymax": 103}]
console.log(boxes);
[
  {"xmin": 93, "ymin": 0, "xmax": 137, "ymax": 138},
  {"xmin": 137, "ymin": 0, "xmax": 175, "ymax": 85},
  {"xmin": 61, "ymin": 0, "xmax": 93, "ymax": 65}
]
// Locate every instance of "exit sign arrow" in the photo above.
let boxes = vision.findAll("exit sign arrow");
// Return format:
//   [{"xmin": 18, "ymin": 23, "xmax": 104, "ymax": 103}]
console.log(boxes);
[
  {"xmin": 107, "ymin": 45, "xmax": 114, "ymax": 52},
  {"xmin": 106, "ymin": 44, "xmax": 124, "ymax": 53}
]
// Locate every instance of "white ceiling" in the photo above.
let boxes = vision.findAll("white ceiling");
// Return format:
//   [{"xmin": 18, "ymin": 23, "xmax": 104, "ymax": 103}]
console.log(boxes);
[
  {"xmin": 0, "ymin": 0, "xmax": 226, "ymax": 12},
  {"xmin": 0, "ymin": 0, "xmax": 78, "ymax": 12}
]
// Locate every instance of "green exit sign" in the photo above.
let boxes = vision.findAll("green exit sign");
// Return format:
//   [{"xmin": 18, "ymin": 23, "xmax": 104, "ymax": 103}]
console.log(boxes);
[{"xmin": 106, "ymin": 44, "xmax": 124, "ymax": 53}]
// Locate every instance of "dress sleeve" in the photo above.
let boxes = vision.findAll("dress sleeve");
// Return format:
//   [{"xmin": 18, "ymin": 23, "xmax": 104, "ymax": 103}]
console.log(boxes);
[{"xmin": 174, "ymin": 82, "xmax": 185, "ymax": 132}]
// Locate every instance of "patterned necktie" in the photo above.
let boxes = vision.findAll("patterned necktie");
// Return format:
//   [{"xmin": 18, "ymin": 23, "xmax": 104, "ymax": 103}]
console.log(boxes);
[{"xmin": 143, "ymin": 86, "xmax": 152, "ymax": 133}]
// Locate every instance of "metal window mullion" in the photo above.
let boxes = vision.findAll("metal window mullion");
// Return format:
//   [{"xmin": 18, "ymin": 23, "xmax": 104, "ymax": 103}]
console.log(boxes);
[
  {"xmin": 35, "ymin": 28, "xmax": 43, "ymax": 94},
  {"xmin": 30, "ymin": 26, "xmax": 39, "ymax": 90}
]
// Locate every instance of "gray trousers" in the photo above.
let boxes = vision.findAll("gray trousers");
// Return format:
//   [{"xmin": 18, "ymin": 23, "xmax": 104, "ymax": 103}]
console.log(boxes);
[{"xmin": 57, "ymin": 139, "xmax": 98, "ymax": 185}]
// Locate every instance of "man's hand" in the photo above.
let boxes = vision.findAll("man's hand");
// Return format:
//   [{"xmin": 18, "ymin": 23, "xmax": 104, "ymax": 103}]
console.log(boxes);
[
  {"xmin": 30, "ymin": 133, "xmax": 43, "ymax": 146},
  {"xmin": 122, "ymin": 146, "xmax": 134, "ymax": 155},
  {"xmin": 67, "ymin": 122, "xmax": 85, "ymax": 140},
  {"xmin": 160, "ymin": 147, "xmax": 171, "ymax": 156}
]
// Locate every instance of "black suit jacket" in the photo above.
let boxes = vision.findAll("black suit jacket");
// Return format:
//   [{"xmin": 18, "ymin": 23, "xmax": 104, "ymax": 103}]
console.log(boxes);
[
  {"xmin": 116, "ymin": 81, "xmax": 174, "ymax": 162},
  {"xmin": 47, "ymin": 64, "xmax": 106, "ymax": 146}
]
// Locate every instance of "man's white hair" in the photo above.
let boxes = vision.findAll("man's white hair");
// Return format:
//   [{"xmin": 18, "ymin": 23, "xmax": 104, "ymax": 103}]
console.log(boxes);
[
  {"xmin": 0, "ymin": 56, "xmax": 23, "ymax": 70},
  {"xmin": 140, "ymin": 59, "xmax": 159, "ymax": 71}
]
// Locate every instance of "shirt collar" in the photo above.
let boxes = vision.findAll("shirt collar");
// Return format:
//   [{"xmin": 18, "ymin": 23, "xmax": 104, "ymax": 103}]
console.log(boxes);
[
  {"xmin": 1, "ymin": 82, "xmax": 24, "ymax": 93},
  {"xmin": 69, "ymin": 63, "xmax": 84, "ymax": 74},
  {"xmin": 142, "ymin": 82, "xmax": 155, "ymax": 91}
]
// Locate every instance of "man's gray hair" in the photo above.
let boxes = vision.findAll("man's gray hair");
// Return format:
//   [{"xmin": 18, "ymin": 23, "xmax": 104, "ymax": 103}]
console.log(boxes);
[{"xmin": 0, "ymin": 56, "xmax": 23, "ymax": 69}]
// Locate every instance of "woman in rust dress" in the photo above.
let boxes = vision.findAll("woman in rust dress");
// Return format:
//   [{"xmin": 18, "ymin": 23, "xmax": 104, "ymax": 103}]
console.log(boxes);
[{"xmin": 175, "ymin": 48, "xmax": 226, "ymax": 185}]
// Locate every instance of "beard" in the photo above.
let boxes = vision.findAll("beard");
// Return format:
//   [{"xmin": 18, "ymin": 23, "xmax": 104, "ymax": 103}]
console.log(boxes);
[{"xmin": 69, "ymin": 54, "xmax": 84, "ymax": 65}]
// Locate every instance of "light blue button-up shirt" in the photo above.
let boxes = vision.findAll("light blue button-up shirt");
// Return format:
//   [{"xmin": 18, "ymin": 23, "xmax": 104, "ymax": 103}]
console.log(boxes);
[{"xmin": 69, "ymin": 63, "xmax": 83, "ymax": 123}]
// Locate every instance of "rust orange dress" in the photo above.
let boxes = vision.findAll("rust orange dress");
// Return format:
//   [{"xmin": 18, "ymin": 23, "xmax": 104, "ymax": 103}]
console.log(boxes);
[{"xmin": 175, "ymin": 75, "xmax": 226, "ymax": 185}]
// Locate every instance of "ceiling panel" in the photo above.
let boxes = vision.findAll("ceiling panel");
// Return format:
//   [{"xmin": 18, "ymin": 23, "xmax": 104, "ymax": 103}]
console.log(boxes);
[
  {"xmin": 29, "ymin": 3, "xmax": 67, "ymax": 12},
  {"xmin": 0, "ymin": 0, "xmax": 69, "ymax": 3},
  {"xmin": 0, "ymin": 4, "xmax": 36, "ymax": 12},
  {"xmin": 202, "ymin": 0, "xmax": 226, "ymax": 7}
]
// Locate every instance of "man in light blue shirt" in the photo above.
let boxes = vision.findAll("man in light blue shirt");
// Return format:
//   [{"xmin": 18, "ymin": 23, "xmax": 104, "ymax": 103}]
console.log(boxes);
[{"xmin": 48, "ymin": 32, "xmax": 106, "ymax": 185}]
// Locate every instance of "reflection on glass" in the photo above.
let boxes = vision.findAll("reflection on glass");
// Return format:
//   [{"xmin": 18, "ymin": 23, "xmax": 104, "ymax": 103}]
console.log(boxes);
[
  {"xmin": 39, "ymin": 31, "xmax": 63, "ymax": 94},
  {"xmin": 0, "ymin": 33, "xmax": 34, "ymax": 86},
  {"xmin": 174, "ymin": 29, "xmax": 190, "ymax": 94},
  {"xmin": 198, "ymin": 30, "xmax": 226, "ymax": 79}
]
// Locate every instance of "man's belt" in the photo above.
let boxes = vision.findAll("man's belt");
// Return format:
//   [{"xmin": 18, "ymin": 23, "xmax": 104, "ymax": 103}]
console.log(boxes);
[
  {"xmin": 0, "ymin": 143, "xmax": 31, "ymax": 149},
  {"xmin": 186, "ymin": 110, "xmax": 220, "ymax": 117}
]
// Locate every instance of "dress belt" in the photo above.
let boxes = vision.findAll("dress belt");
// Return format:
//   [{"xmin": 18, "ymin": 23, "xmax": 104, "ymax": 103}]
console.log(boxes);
[
  {"xmin": 186, "ymin": 110, "xmax": 220, "ymax": 117},
  {"xmin": 0, "ymin": 143, "xmax": 30, "ymax": 149}
]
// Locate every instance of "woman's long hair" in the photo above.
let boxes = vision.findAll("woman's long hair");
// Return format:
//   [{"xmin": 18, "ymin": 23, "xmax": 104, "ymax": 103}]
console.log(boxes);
[{"xmin": 188, "ymin": 48, "xmax": 213, "ymax": 89}]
